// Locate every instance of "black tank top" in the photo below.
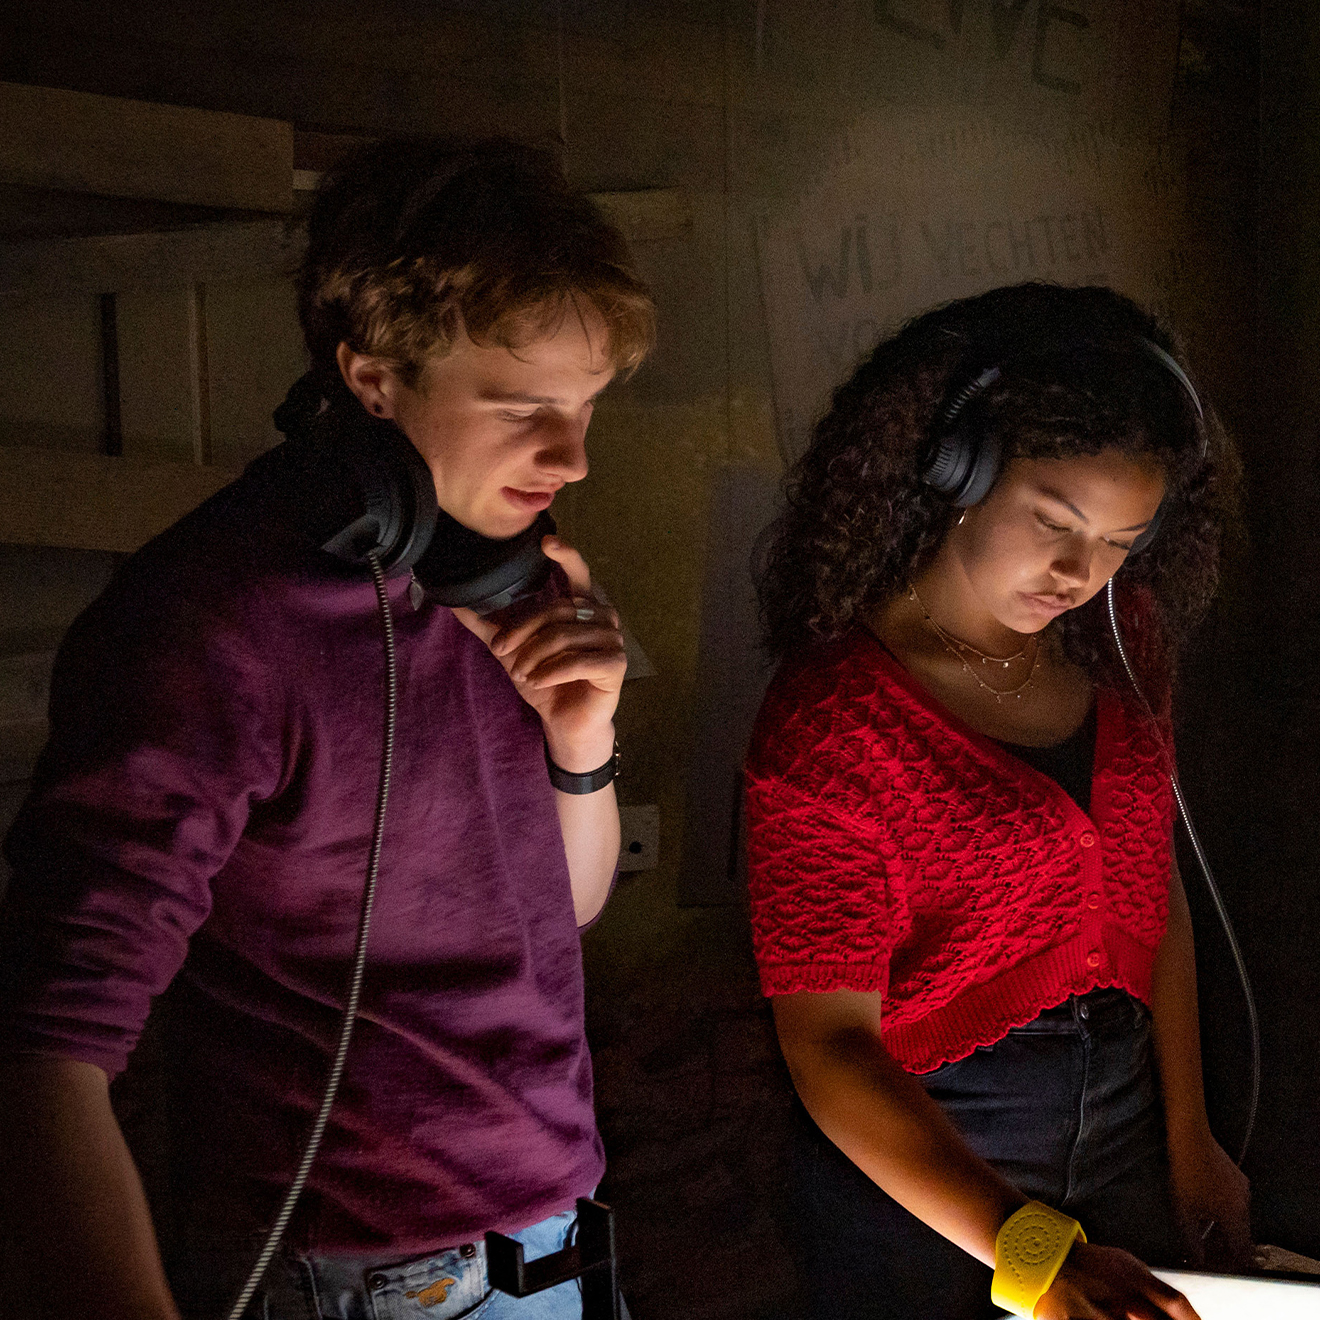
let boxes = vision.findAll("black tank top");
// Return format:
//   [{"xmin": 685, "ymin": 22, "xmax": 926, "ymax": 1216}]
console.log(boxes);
[{"xmin": 995, "ymin": 702, "xmax": 1097, "ymax": 814}]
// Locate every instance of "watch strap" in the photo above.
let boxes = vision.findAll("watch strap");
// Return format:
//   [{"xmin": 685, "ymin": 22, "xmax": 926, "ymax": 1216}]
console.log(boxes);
[{"xmin": 545, "ymin": 740, "xmax": 619, "ymax": 794}]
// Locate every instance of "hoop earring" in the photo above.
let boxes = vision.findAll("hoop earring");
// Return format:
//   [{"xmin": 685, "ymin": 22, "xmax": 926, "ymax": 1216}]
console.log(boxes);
[{"xmin": 957, "ymin": 511, "xmax": 966, "ymax": 527}]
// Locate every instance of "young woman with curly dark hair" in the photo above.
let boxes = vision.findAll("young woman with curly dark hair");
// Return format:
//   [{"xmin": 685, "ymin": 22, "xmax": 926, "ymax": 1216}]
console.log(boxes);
[{"xmin": 746, "ymin": 284, "xmax": 1247, "ymax": 1320}]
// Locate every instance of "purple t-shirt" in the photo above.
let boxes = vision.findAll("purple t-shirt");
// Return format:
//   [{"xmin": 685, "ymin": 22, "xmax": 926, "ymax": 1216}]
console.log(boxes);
[{"xmin": 0, "ymin": 471, "xmax": 604, "ymax": 1254}]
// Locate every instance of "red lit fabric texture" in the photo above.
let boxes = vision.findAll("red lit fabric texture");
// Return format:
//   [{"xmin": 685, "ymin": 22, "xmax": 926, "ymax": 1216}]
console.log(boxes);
[{"xmin": 745, "ymin": 626, "xmax": 1175, "ymax": 1075}]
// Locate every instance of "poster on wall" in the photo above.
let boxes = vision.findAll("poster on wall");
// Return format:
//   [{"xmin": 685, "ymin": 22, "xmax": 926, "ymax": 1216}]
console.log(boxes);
[
  {"xmin": 746, "ymin": 0, "xmax": 1178, "ymax": 133},
  {"xmin": 756, "ymin": 108, "xmax": 1184, "ymax": 464},
  {"xmin": 686, "ymin": 0, "xmax": 1183, "ymax": 904}
]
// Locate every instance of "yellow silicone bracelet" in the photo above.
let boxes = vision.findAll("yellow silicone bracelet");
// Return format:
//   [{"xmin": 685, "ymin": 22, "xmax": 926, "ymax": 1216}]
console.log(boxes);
[{"xmin": 990, "ymin": 1201, "xmax": 1086, "ymax": 1318}]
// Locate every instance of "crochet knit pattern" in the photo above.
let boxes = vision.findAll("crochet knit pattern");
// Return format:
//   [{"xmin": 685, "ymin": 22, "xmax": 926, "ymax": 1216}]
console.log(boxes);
[{"xmin": 745, "ymin": 628, "xmax": 1174, "ymax": 1073}]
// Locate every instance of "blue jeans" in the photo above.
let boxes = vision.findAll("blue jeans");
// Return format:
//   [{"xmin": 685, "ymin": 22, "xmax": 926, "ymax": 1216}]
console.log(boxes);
[
  {"xmin": 788, "ymin": 988, "xmax": 1179, "ymax": 1320},
  {"xmin": 172, "ymin": 1205, "xmax": 610, "ymax": 1320}
]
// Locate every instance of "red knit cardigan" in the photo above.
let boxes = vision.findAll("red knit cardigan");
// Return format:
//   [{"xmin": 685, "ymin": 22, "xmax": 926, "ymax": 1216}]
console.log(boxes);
[{"xmin": 745, "ymin": 628, "xmax": 1175, "ymax": 1074}]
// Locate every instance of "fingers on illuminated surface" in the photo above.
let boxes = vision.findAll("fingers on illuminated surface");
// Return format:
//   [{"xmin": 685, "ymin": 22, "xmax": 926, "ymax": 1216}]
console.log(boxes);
[
  {"xmin": 1150, "ymin": 1269, "xmax": 1320, "ymax": 1320},
  {"xmin": 1018, "ymin": 1270, "xmax": 1320, "ymax": 1320}
]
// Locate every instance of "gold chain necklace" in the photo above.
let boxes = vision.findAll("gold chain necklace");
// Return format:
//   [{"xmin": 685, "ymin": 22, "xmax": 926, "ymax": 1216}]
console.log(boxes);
[
  {"xmin": 908, "ymin": 584, "xmax": 1040, "ymax": 702},
  {"xmin": 908, "ymin": 582, "xmax": 1030, "ymax": 667}
]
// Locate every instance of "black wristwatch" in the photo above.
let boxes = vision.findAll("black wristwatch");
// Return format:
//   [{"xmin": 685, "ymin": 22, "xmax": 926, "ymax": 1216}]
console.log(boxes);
[{"xmin": 544, "ymin": 739, "xmax": 619, "ymax": 794}]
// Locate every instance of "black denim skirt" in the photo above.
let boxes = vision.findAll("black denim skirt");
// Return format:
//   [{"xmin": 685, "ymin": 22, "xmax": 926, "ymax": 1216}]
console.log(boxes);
[{"xmin": 788, "ymin": 988, "xmax": 1179, "ymax": 1320}]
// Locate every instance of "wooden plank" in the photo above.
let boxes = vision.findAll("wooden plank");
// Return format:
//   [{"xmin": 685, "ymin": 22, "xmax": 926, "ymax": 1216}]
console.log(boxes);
[
  {"xmin": 0, "ymin": 219, "xmax": 298, "ymax": 295},
  {"xmin": 205, "ymin": 278, "xmax": 308, "ymax": 472},
  {"xmin": 0, "ymin": 447, "xmax": 237, "ymax": 553},
  {"xmin": 593, "ymin": 190, "xmax": 694, "ymax": 245},
  {"xmin": 0, "ymin": 181, "xmax": 244, "ymax": 246},
  {"xmin": 279, "ymin": 184, "xmax": 694, "ymax": 247},
  {"xmin": 0, "ymin": 82, "xmax": 293, "ymax": 213},
  {"xmin": 0, "ymin": 293, "xmax": 104, "ymax": 452},
  {"xmin": 0, "ymin": 190, "xmax": 687, "ymax": 296},
  {"xmin": 187, "ymin": 284, "xmax": 212, "ymax": 465},
  {"xmin": 116, "ymin": 287, "xmax": 197, "ymax": 465},
  {"xmin": 0, "ymin": 649, "xmax": 54, "ymax": 727}
]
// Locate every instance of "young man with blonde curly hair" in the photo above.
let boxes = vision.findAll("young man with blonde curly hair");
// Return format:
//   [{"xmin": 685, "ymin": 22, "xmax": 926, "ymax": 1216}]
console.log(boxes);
[{"xmin": 0, "ymin": 140, "xmax": 654, "ymax": 1320}]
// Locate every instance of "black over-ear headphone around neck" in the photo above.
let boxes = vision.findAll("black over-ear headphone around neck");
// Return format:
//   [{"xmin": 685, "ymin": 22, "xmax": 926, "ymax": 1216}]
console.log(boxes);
[
  {"xmin": 920, "ymin": 337, "xmax": 1207, "ymax": 554},
  {"xmin": 262, "ymin": 372, "xmax": 558, "ymax": 615}
]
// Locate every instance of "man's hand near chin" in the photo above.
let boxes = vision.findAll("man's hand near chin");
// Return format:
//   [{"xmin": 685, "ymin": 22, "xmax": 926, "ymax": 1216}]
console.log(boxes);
[{"xmin": 453, "ymin": 534, "xmax": 625, "ymax": 925}]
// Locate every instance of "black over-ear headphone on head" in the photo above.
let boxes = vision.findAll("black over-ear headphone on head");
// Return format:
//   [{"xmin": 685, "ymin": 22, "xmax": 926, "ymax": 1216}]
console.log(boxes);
[
  {"xmin": 920, "ymin": 337, "xmax": 1207, "ymax": 554},
  {"xmin": 261, "ymin": 373, "xmax": 559, "ymax": 615},
  {"xmin": 916, "ymin": 334, "xmax": 1263, "ymax": 1181}
]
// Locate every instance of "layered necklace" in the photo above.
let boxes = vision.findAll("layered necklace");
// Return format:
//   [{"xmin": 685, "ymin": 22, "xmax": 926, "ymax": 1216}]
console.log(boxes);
[{"xmin": 908, "ymin": 582, "xmax": 1040, "ymax": 702}]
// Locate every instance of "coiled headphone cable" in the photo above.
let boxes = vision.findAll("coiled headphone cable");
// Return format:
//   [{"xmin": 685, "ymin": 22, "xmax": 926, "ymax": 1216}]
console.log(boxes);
[{"xmin": 226, "ymin": 550, "xmax": 398, "ymax": 1320}]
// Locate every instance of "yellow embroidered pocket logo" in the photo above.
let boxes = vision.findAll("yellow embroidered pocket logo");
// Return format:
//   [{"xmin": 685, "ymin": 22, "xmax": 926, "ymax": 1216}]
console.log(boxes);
[{"xmin": 404, "ymin": 1277, "xmax": 458, "ymax": 1307}]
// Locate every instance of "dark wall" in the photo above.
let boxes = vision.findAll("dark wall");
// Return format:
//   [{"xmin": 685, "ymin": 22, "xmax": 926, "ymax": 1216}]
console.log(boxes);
[
  {"xmin": 1158, "ymin": 0, "xmax": 1320, "ymax": 1265},
  {"xmin": 1224, "ymin": 0, "xmax": 1320, "ymax": 1257}
]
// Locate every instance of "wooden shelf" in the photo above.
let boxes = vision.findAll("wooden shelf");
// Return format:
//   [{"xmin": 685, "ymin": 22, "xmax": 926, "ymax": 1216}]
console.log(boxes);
[
  {"xmin": 0, "ymin": 219, "xmax": 297, "ymax": 295},
  {"xmin": 0, "ymin": 85, "xmax": 692, "ymax": 558},
  {"xmin": 0, "ymin": 190, "xmax": 687, "ymax": 296},
  {"xmin": 594, "ymin": 189, "xmax": 693, "ymax": 246},
  {"xmin": 0, "ymin": 82, "xmax": 294, "ymax": 217},
  {"xmin": 0, "ymin": 447, "xmax": 238, "ymax": 554}
]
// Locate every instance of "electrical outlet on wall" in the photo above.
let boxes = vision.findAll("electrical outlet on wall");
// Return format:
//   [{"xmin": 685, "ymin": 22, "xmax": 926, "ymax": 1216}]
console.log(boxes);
[{"xmin": 617, "ymin": 804, "xmax": 659, "ymax": 872}]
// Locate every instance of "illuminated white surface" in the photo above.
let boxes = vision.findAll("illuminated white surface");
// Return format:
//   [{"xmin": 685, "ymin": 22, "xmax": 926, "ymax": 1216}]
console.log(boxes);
[
  {"xmin": 1152, "ymin": 1269, "xmax": 1320, "ymax": 1318},
  {"xmin": 993, "ymin": 1269, "xmax": 1320, "ymax": 1319}
]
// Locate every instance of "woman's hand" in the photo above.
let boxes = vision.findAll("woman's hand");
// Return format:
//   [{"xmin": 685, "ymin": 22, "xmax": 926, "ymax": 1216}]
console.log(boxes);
[
  {"xmin": 1148, "ymin": 863, "xmax": 1252, "ymax": 1268},
  {"xmin": 1168, "ymin": 1129, "xmax": 1252, "ymax": 1270},
  {"xmin": 452, "ymin": 535, "xmax": 625, "ymax": 770},
  {"xmin": 1036, "ymin": 1241, "xmax": 1199, "ymax": 1320}
]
